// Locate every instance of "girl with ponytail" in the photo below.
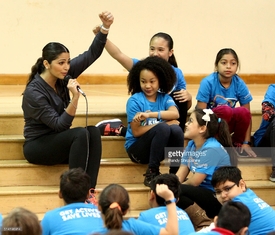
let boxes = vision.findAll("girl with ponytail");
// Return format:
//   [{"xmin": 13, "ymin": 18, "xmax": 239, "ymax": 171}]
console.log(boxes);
[
  {"xmin": 96, "ymin": 184, "xmax": 178, "ymax": 235},
  {"xmin": 176, "ymin": 109, "xmax": 238, "ymax": 220}
]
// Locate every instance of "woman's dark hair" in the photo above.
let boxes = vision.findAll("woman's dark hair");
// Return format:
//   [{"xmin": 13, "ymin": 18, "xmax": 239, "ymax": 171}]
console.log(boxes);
[
  {"xmin": 127, "ymin": 56, "xmax": 176, "ymax": 95},
  {"xmin": 98, "ymin": 184, "xmax": 130, "ymax": 230},
  {"xmin": 214, "ymin": 48, "xmax": 240, "ymax": 70},
  {"xmin": 23, "ymin": 42, "xmax": 70, "ymax": 101},
  {"xmin": 194, "ymin": 109, "xmax": 238, "ymax": 166},
  {"xmin": 27, "ymin": 42, "xmax": 69, "ymax": 86},
  {"xmin": 150, "ymin": 32, "xmax": 178, "ymax": 67}
]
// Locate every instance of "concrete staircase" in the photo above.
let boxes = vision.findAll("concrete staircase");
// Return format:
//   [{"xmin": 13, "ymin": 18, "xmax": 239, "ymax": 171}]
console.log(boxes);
[{"xmin": 0, "ymin": 84, "xmax": 274, "ymax": 220}]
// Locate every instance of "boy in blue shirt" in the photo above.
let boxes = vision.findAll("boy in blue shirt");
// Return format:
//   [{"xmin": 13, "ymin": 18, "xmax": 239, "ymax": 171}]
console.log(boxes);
[
  {"xmin": 211, "ymin": 166, "xmax": 275, "ymax": 235},
  {"xmin": 41, "ymin": 168, "xmax": 104, "ymax": 235},
  {"xmin": 138, "ymin": 174, "xmax": 195, "ymax": 235}
]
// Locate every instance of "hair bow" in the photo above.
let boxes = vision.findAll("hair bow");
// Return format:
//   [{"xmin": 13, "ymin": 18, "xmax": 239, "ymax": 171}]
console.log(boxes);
[{"xmin": 202, "ymin": 109, "xmax": 213, "ymax": 125}]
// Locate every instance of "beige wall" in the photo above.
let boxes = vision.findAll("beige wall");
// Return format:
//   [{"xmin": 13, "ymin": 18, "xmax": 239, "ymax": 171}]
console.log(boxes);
[{"xmin": 1, "ymin": 0, "xmax": 275, "ymax": 75}]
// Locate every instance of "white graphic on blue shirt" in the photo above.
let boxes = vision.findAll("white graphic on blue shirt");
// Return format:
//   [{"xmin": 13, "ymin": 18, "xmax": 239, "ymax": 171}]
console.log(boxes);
[{"xmin": 59, "ymin": 208, "xmax": 101, "ymax": 221}]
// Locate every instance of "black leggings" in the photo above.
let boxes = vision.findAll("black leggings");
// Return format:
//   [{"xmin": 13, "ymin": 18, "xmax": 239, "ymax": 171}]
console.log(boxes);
[
  {"xmin": 170, "ymin": 90, "xmax": 188, "ymax": 131},
  {"xmin": 23, "ymin": 126, "xmax": 101, "ymax": 188},
  {"xmin": 177, "ymin": 184, "xmax": 222, "ymax": 219},
  {"xmin": 255, "ymin": 118, "xmax": 275, "ymax": 166},
  {"xmin": 126, "ymin": 122, "xmax": 184, "ymax": 173}
]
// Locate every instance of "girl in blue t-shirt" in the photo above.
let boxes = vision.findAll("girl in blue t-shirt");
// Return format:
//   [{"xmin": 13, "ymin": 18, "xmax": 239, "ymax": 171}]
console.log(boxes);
[
  {"xmin": 196, "ymin": 48, "xmax": 256, "ymax": 158},
  {"xmin": 125, "ymin": 56, "xmax": 184, "ymax": 187},
  {"xmin": 93, "ymin": 31, "xmax": 192, "ymax": 135},
  {"xmin": 176, "ymin": 109, "xmax": 238, "ymax": 219},
  {"xmin": 94, "ymin": 183, "xmax": 178, "ymax": 235}
]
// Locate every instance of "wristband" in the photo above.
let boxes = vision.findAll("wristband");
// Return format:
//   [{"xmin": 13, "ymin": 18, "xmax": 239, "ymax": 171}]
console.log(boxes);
[
  {"xmin": 101, "ymin": 25, "xmax": 109, "ymax": 31},
  {"xmin": 243, "ymin": 141, "xmax": 251, "ymax": 146},
  {"xmin": 158, "ymin": 111, "xmax": 161, "ymax": 120},
  {"xmin": 165, "ymin": 198, "xmax": 177, "ymax": 205}
]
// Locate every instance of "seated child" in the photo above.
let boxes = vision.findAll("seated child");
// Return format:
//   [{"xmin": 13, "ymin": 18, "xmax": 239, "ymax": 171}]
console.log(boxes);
[
  {"xmin": 138, "ymin": 173, "xmax": 195, "ymax": 234},
  {"xmin": 41, "ymin": 168, "xmax": 104, "ymax": 235},
  {"xmin": 211, "ymin": 166, "xmax": 275, "ymax": 235}
]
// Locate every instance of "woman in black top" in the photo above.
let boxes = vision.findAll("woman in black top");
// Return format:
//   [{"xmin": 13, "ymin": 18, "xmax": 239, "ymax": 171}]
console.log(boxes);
[{"xmin": 22, "ymin": 11, "xmax": 114, "ymax": 195}]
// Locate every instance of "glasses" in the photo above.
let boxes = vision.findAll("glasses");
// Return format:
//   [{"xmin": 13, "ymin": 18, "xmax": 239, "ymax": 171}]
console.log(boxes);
[{"xmin": 213, "ymin": 183, "xmax": 236, "ymax": 198}]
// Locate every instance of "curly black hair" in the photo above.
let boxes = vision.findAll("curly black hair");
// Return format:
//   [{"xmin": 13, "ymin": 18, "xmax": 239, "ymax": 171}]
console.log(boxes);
[{"xmin": 127, "ymin": 56, "xmax": 176, "ymax": 95}]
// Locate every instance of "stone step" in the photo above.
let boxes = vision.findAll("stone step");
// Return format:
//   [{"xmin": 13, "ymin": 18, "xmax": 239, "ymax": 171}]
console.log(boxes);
[
  {"xmin": 0, "ymin": 159, "xmax": 171, "ymax": 186},
  {"xmin": 0, "ymin": 180, "xmax": 274, "ymax": 216},
  {"xmin": 0, "ymin": 135, "xmax": 127, "ymax": 160},
  {"xmin": 0, "ymin": 112, "xmax": 263, "ymax": 135},
  {"xmin": 0, "ymin": 184, "xmax": 150, "ymax": 215},
  {"xmin": 0, "ymin": 113, "xmax": 127, "ymax": 135},
  {"xmin": 0, "ymin": 158, "xmax": 272, "ymax": 187}
]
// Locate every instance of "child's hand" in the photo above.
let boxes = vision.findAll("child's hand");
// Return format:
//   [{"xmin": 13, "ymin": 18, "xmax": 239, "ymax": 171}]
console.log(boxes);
[
  {"xmin": 93, "ymin": 25, "xmax": 101, "ymax": 35},
  {"xmin": 173, "ymin": 89, "xmax": 192, "ymax": 103},
  {"xmin": 241, "ymin": 144, "xmax": 257, "ymax": 158},
  {"xmin": 133, "ymin": 112, "xmax": 150, "ymax": 122},
  {"xmin": 156, "ymin": 184, "xmax": 174, "ymax": 201}
]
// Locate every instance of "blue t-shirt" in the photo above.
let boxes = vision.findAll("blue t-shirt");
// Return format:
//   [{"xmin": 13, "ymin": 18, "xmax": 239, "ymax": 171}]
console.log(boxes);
[
  {"xmin": 196, "ymin": 72, "xmax": 252, "ymax": 109},
  {"xmin": 132, "ymin": 58, "xmax": 186, "ymax": 91},
  {"xmin": 233, "ymin": 188, "xmax": 275, "ymax": 235},
  {"xmin": 138, "ymin": 206, "xmax": 195, "ymax": 235},
  {"xmin": 0, "ymin": 213, "xmax": 2, "ymax": 230},
  {"xmin": 254, "ymin": 84, "xmax": 275, "ymax": 146},
  {"xmin": 182, "ymin": 137, "xmax": 231, "ymax": 191},
  {"xmin": 125, "ymin": 92, "xmax": 176, "ymax": 149},
  {"xmin": 41, "ymin": 203, "xmax": 104, "ymax": 235},
  {"xmin": 95, "ymin": 218, "xmax": 161, "ymax": 235}
]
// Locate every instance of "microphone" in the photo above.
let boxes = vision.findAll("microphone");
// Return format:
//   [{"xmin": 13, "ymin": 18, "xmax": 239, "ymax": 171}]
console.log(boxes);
[{"xmin": 64, "ymin": 75, "xmax": 86, "ymax": 97}]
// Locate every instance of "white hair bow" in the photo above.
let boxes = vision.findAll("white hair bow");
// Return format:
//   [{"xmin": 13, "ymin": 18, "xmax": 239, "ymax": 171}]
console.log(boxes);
[{"xmin": 202, "ymin": 109, "xmax": 213, "ymax": 125}]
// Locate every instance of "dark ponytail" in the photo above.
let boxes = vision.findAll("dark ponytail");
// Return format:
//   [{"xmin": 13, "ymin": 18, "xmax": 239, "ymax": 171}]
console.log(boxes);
[
  {"xmin": 194, "ymin": 109, "xmax": 238, "ymax": 166},
  {"xmin": 99, "ymin": 184, "xmax": 130, "ymax": 230},
  {"xmin": 104, "ymin": 207, "xmax": 123, "ymax": 229},
  {"xmin": 27, "ymin": 57, "xmax": 44, "ymax": 86}
]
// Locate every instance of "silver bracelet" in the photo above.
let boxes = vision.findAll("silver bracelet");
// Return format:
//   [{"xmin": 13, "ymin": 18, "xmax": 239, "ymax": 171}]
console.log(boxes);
[
  {"xmin": 69, "ymin": 100, "xmax": 77, "ymax": 109},
  {"xmin": 101, "ymin": 24, "xmax": 109, "ymax": 31}
]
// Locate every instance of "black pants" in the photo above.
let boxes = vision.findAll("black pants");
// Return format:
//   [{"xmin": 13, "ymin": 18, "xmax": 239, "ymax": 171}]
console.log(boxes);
[
  {"xmin": 23, "ymin": 126, "xmax": 102, "ymax": 188},
  {"xmin": 255, "ymin": 118, "xmax": 275, "ymax": 166},
  {"xmin": 177, "ymin": 184, "xmax": 222, "ymax": 219},
  {"xmin": 170, "ymin": 91, "xmax": 188, "ymax": 131},
  {"xmin": 126, "ymin": 122, "xmax": 183, "ymax": 173}
]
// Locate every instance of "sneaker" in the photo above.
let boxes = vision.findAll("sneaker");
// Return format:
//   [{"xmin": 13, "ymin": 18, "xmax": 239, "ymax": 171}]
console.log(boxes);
[
  {"xmin": 85, "ymin": 188, "xmax": 98, "ymax": 206},
  {"xmin": 143, "ymin": 168, "xmax": 160, "ymax": 187},
  {"xmin": 269, "ymin": 167, "xmax": 275, "ymax": 182},
  {"xmin": 95, "ymin": 119, "xmax": 124, "ymax": 136}
]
